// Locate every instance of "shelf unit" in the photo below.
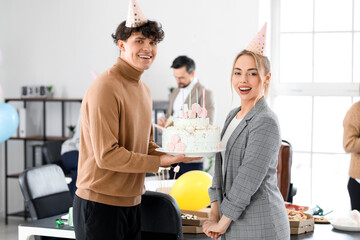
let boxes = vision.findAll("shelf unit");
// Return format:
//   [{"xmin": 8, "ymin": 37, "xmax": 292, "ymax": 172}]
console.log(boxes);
[{"xmin": 4, "ymin": 98, "xmax": 82, "ymax": 224}]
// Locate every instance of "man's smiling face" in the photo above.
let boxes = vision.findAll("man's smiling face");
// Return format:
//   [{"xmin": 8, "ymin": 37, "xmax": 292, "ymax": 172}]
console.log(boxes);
[{"xmin": 118, "ymin": 32, "xmax": 158, "ymax": 71}]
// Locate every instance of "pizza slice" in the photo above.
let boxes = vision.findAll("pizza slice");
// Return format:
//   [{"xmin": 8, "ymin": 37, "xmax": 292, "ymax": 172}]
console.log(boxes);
[
  {"xmin": 286, "ymin": 209, "xmax": 307, "ymax": 221},
  {"xmin": 285, "ymin": 203, "xmax": 309, "ymax": 212}
]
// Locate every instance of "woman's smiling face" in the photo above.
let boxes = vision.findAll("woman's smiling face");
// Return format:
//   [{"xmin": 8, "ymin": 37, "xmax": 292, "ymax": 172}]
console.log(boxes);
[{"xmin": 232, "ymin": 54, "xmax": 270, "ymax": 104}]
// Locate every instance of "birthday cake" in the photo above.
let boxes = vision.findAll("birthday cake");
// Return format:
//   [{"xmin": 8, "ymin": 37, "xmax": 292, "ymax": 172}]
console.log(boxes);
[{"xmin": 162, "ymin": 103, "xmax": 221, "ymax": 153}]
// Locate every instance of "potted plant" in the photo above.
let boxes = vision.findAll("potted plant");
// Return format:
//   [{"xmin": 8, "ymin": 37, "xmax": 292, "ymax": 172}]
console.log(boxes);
[
  {"xmin": 168, "ymin": 87, "xmax": 175, "ymax": 98},
  {"xmin": 67, "ymin": 125, "xmax": 75, "ymax": 138},
  {"xmin": 46, "ymin": 85, "xmax": 53, "ymax": 98}
]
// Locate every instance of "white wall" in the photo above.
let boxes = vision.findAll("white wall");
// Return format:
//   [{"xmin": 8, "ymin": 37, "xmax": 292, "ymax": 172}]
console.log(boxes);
[{"xmin": 0, "ymin": 0, "xmax": 259, "ymax": 217}]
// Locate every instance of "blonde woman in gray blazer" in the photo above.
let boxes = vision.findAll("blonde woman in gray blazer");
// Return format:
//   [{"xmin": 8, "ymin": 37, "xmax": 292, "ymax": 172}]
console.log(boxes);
[{"xmin": 203, "ymin": 50, "xmax": 290, "ymax": 240}]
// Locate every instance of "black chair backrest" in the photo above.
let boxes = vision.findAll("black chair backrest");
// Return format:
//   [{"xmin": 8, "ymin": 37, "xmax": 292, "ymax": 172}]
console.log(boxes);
[
  {"xmin": 141, "ymin": 191, "xmax": 183, "ymax": 240},
  {"xmin": 277, "ymin": 140, "xmax": 292, "ymax": 201},
  {"xmin": 42, "ymin": 140, "xmax": 69, "ymax": 174},
  {"xmin": 42, "ymin": 141, "xmax": 62, "ymax": 165},
  {"xmin": 18, "ymin": 164, "xmax": 73, "ymax": 220}
]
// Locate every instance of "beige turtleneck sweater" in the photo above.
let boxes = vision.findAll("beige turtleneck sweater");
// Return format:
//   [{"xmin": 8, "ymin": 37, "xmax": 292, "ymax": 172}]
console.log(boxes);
[
  {"xmin": 343, "ymin": 101, "xmax": 360, "ymax": 179},
  {"xmin": 76, "ymin": 57, "xmax": 162, "ymax": 207}
]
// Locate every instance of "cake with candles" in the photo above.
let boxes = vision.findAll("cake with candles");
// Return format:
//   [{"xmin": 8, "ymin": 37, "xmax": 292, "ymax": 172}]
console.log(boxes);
[{"xmin": 161, "ymin": 89, "xmax": 221, "ymax": 153}]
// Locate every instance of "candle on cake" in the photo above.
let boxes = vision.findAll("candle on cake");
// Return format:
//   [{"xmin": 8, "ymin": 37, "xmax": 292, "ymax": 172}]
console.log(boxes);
[
  {"xmin": 196, "ymin": 88, "xmax": 199, "ymax": 118},
  {"xmin": 188, "ymin": 90, "xmax": 191, "ymax": 118},
  {"xmin": 200, "ymin": 88, "xmax": 207, "ymax": 118},
  {"xmin": 202, "ymin": 88, "xmax": 205, "ymax": 108},
  {"xmin": 182, "ymin": 89, "xmax": 185, "ymax": 118}
]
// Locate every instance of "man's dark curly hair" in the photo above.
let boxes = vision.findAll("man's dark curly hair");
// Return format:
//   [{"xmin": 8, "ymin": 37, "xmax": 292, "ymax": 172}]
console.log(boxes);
[{"xmin": 111, "ymin": 20, "xmax": 165, "ymax": 44}]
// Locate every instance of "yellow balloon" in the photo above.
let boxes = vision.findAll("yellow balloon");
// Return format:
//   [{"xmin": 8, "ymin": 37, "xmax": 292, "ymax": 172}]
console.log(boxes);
[{"xmin": 170, "ymin": 170, "xmax": 212, "ymax": 211}]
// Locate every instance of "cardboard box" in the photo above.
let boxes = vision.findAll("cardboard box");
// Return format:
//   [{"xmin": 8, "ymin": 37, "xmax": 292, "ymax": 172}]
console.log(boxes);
[
  {"xmin": 290, "ymin": 213, "xmax": 314, "ymax": 235},
  {"xmin": 181, "ymin": 209, "xmax": 210, "ymax": 219},
  {"xmin": 182, "ymin": 226, "xmax": 204, "ymax": 234},
  {"xmin": 181, "ymin": 208, "xmax": 210, "ymax": 234},
  {"xmin": 181, "ymin": 210, "xmax": 208, "ymax": 226}
]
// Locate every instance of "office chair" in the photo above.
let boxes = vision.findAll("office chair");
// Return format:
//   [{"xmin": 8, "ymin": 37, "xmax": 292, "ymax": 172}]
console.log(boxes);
[
  {"xmin": 19, "ymin": 164, "xmax": 73, "ymax": 240},
  {"xmin": 42, "ymin": 141, "xmax": 70, "ymax": 175},
  {"xmin": 141, "ymin": 191, "xmax": 184, "ymax": 240},
  {"xmin": 277, "ymin": 140, "xmax": 297, "ymax": 202}
]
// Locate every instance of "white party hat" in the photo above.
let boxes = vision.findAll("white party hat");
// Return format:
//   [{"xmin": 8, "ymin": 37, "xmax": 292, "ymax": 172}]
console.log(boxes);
[{"xmin": 125, "ymin": 0, "xmax": 148, "ymax": 28}]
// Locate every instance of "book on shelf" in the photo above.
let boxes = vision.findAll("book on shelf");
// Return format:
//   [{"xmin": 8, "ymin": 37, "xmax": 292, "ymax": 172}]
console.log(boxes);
[
  {"xmin": 11, "ymin": 109, "xmax": 19, "ymax": 138},
  {"xmin": 18, "ymin": 108, "xmax": 37, "ymax": 137}
]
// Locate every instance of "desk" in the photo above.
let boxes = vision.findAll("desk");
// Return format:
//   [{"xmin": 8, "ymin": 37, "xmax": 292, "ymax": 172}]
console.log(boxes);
[
  {"xmin": 18, "ymin": 215, "xmax": 360, "ymax": 240},
  {"xmin": 18, "ymin": 215, "xmax": 75, "ymax": 240}
]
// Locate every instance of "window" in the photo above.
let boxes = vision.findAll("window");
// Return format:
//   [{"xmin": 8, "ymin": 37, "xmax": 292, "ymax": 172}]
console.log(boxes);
[{"xmin": 271, "ymin": 0, "xmax": 359, "ymax": 211}]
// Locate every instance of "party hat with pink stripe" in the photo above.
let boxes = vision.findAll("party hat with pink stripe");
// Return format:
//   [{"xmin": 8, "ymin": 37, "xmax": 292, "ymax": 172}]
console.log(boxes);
[
  {"xmin": 125, "ymin": 0, "xmax": 148, "ymax": 28},
  {"xmin": 246, "ymin": 23, "xmax": 267, "ymax": 56}
]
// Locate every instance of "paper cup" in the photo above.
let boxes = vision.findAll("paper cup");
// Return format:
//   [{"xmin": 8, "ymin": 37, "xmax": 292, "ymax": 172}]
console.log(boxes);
[{"xmin": 68, "ymin": 207, "xmax": 73, "ymax": 227}]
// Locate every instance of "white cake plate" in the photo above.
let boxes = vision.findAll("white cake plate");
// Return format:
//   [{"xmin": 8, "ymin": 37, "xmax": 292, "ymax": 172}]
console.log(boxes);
[{"xmin": 155, "ymin": 148, "xmax": 225, "ymax": 158}]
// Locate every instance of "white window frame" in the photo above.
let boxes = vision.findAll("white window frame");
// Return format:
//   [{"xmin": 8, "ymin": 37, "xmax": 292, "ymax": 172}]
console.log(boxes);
[
  {"xmin": 269, "ymin": 0, "xmax": 359, "ymax": 205},
  {"xmin": 270, "ymin": 0, "xmax": 359, "ymax": 98}
]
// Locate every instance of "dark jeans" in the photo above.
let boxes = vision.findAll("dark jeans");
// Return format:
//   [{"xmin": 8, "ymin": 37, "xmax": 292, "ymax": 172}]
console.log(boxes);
[
  {"xmin": 169, "ymin": 162, "xmax": 204, "ymax": 179},
  {"xmin": 61, "ymin": 151, "xmax": 78, "ymax": 198},
  {"xmin": 348, "ymin": 177, "xmax": 360, "ymax": 211},
  {"xmin": 73, "ymin": 195, "xmax": 141, "ymax": 240}
]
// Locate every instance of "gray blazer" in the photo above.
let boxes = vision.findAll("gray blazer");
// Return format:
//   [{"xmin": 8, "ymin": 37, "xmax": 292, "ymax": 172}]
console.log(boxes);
[{"xmin": 208, "ymin": 97, "xmax": 290, "ymax": 240}]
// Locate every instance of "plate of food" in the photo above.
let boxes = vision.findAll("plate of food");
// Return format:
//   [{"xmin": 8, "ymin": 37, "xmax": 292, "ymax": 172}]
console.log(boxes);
[
  {"xmin": 331, "ymin": 210, "xmax": 360, "ymax": 231},
  {"xmin": 155, "ymin": 148, "xmax": 225, "ymax": 158},
  {"xmin": 331, "ymin": 222, "xmax": 360, "ymax": 232},
  {"xmin": 314, "ymin": 215, "xmax": 330, "ymax": 224}
]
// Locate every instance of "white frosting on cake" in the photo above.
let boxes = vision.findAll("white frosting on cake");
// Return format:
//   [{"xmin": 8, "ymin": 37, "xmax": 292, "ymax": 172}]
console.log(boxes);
[
  {"xmin": 173, "ymin": 118, "xmax": 209, "ymax": 129},
  {"xmin": 162, "ymin": 117, "xmax": 220, "ymax": 152}
]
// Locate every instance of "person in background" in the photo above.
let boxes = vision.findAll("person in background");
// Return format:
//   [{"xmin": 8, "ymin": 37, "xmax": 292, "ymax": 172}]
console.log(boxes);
[
  {"xmin": 73, "ymin": 1, "xmax": 199, "ymax": 239},
  {"xmin": 60, "ymin": 110, "xmax": 81, "ymax": 198},
  {"xmin": 203, "ymin": 24, "xmax": 290, "ymax": 240},
  {"xmin": 343, "ymin": 100, "xmax": 360, "ymax": 211},
  {"xmin": 157, "ymin": 55, "xmax": 215, "ymax": 178}
]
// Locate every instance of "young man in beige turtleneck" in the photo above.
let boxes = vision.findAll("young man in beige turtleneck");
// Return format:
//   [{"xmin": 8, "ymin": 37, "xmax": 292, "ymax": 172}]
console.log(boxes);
[{"xmin": 73, "ymin": 2, "xmax": 198, "ymax": 239}]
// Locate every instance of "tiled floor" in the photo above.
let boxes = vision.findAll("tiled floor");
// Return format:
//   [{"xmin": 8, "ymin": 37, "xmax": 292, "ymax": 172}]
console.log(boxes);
[{"xmin": 0, "ymin": 217, "xmax": 35, "ymax": 240}]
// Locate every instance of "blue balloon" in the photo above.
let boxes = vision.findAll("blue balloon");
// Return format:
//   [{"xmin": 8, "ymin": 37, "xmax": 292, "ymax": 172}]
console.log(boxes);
[{"xmin": 0, "ymin": 103, "xmax": 19, "ymax": 143}]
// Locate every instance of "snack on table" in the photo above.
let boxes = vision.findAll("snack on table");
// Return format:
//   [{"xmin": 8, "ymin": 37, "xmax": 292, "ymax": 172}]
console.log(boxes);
[
  {"xmin": 314, "ymin": 216, "xmax": 330, "ymax": 224},
  {"xmin": 285, "ymin": 203, "xmax": 309, "ymax": 212},
  {"xmin": 334, "ymin": 210, "xmax": 360, "ymax": 227},
  {"xmin": 181, "ymin": 213, "xmax": 198, "ymax": 220},
  {"xmin": 285, "ymin": 203, "xmax": 309, "ymax": 221},
  {"xmin": 286, "ymin": 209, "xmax": 307, "ymax": 221},
  {"xmin": 349, "ymin": 210, "xmax": 360, "ymax": 226}
]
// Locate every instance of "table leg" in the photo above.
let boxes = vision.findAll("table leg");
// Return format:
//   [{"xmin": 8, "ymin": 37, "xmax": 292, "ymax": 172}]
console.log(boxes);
[{"xmin": 18, "ymin": 226, "xmax": 31, "ymax": 240}]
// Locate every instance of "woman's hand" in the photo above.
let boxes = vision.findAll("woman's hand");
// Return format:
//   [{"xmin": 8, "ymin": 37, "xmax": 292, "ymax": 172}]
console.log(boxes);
[
  {"xmin": 209, "ymin": 216, "xmax": 232, "ymax": 234},
  {"xmin": 203, "ymin": 220, "xmax": 221, "ymax": 239},
  {"xmin": 202, "ymin": 202, "xmax": 229, "ymax": 239},
  {"xmin": 203, "ymin": 215, "xmax": 232, "ymax": 239}
]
